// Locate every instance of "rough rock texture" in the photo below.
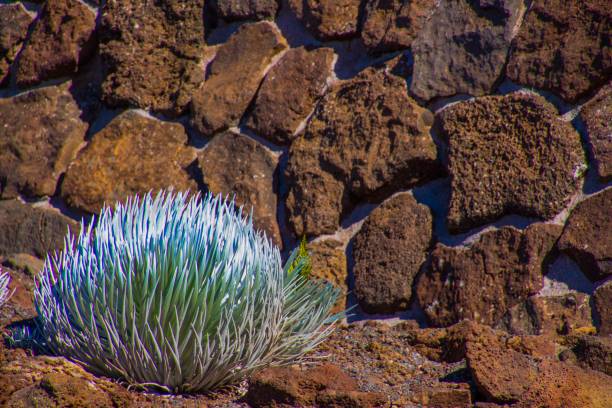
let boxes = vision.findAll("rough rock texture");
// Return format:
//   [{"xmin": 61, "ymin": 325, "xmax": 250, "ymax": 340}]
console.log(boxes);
[
  {"xmin": 506, "ymin": 0, "xmax": 612, "ymax": 103},
  {"xmin": 61, "ymin": 111, "xmax": 197, "ymax": 214},
  {"xmin": 361, "ymin": 0, "xmax": 436, "ymax": 54},
  {"xmin": 593, "ymin": 281, "xmax": 612, "ymax": 336},
  {"xmin": 567, "ymin": 335, "xmax": 612, "ymax": 376},
  {"xmin": 466, "ymin": 335, "xmax": 612, "ymax": 407},
  {"xmin": 246, "ymin": 46, "xmax": 335, "ymax": 145},
  {"xmin": 557, "ymin": 188, "xmax": 612, "ymax": 281},
  {"xmin": 353, "ymin": 193, "xmax": 433, "ymax": 314},
  {"xmin": 500, "ymin": 293, "xmax": 594, "ymax": 336},
  {"xmin": 0, "ymin": 83, "xmax": 88, "ymax": 199},
  {"xmin": 191, "ymin": 21, "xmax": 287, "ymax": 136},
  {"xmin": 0, "ymin": 255, "xmax": 41, "ymax": 327},
  {"xmin": 211, "ymin": 0, "xmax": 280, "ymax": 20},
  {"xmin": 410, "ymin": 0, "xmax": 526, "ymax": 101},
  {"xmin": 439, "ymin": 93, "xmax": 585, "ymax": 233},
  {"xmin": 15, "ymin": 0, "xmax": 96, "ymax": 88},
  {"xmin": 416, "ymin": 223, "xmax": 563, "ymax": 327},
  {"xmin": 286, "ymin": 67, "xmax": 441, "ymax": 237},
  {"xmin": 288, "ymin": 0, "xmax": 362, "ymax": 41},
  {"xmin": 246, "ymin": 364, "xmax": 386, "ymax": 407},
  {"xmin": 197, "ymin": 131, "xmax": 281, "ymax": 247},
  {"xmin": 0, "ymin": 3, "xmax": 33, "ymax": 86},
  {"xmin": 308, "ymin": 238, "xmax": 348, "ymax": 314},
  {"xmin": 0, "ymin": 200, "xmax": 79, "ymax": 259},
  {"xmin": 99, "ymin": 0, "xmax": 205, "ymax": 116},
  {"xmin": 581, "ymin": 83, "xmax": 612, "ymax": 181}
]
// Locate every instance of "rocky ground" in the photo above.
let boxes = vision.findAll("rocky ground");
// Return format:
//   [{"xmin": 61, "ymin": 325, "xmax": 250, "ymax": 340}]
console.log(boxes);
[{"xmin": 0, "ymin": 0, "xmax": 610, "ymax": 406}]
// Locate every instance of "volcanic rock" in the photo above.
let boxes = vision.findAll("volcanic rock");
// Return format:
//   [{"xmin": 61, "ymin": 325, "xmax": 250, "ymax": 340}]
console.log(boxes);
[
  {"xmin": 566, "ymin": 335, "xmax": 612, "ymax": 376},
  {"xmin": 288, "ymin": 0, "xmax": 362, "ymax": 41},
  {"xmin": 581, "ymin": 82, "xmax": 612, "ymax": 181},
  {"xmin": 211, "ymin": 0, "xmax": 280, "ymax": 20},
  {"xmin": 246, "ymin": 46, "xmax": 335, "ymax": 145},
  {"xmin": 557, "ymin": 188, "xmax": 612, "ymax": 281},
  {"xmin": 196, "ymin": 131, "xmax": 281, "ymax": 247},
  {"xmin": 0, "ymin": 83, "xmax": 88, "ymax": 199},
  {"xmin": 0, "ymin": 200, "xmax": 79, "ymax": 259},
  {"xmin": 99, "ymin": 0, "xmax": 205, "ymax": 116},
  {"xmin": 308, "ymin": 238, "xmax": 348, "ymax": 314},
  {"xmin": 361, "ymin": 0, "xmax": 436, "ymax": 54},
  {"xmin": 416, "ymin": 223, "xmax": 563, "ymax": 327},
  {"xmin": 61, "ymin": 111, "xmax": 197, "ymax": 214},
  {"xmin": 353, "ymin": 193, "xmax": 433, "ymax": 314},
  {"xmin": 593, "ymin": 281, "xmax": 612, "ymax": 336},
  {"xmin": 191, "ymin": 21, "xmax": 287, "ymax": 136},
  {"xmin": 439, "ymin": 93, "xmax": 585, "ymax": 233},
  {"xmin": 410, "ymin": 0, "xmax": 526, "ymax": 101},
  {"xmin": 15, "ymin": 0, "xmax": 96, "ymax": 88},
  {"xmin": 285, "ymin": 67, "xmax": 440, "ymax": 237},
  {"xmin": 0, "ymin": 3, "xmax": 33, "ymax": 86},
  {"xmin": 506, "ymin": 0, "xmax": 612, "ymax": 103}
]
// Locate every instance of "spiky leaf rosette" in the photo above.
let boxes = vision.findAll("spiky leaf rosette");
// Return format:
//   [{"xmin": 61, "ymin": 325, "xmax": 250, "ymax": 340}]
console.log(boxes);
[
  {"xmin": 34, "ymin": 191, "xmax": 341, "ymax": 393},
  {"xmin": 0, "ymin": 268, "xmax": 13, "ymax": 307}
]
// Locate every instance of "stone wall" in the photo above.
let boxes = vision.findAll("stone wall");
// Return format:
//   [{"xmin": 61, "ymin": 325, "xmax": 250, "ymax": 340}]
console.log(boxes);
[{"xmin": 1, "ymin": 0, "xmax": 610, "ymax": 337}]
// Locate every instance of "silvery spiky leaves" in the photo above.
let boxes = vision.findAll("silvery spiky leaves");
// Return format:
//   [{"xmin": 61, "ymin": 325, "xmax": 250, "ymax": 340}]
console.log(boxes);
[
  {"xmin": 33, "ymin": 191, "xmax": 341, "ymax": 393},
  {"xmin": 0, "ymin": 268, "xmax": 13, "ymax": 307}
]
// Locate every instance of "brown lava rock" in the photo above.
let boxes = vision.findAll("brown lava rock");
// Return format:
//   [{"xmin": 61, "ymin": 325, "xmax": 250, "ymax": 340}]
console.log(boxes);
[
  {"xmin": 288, "ymin": 0, "xmax": 362, "ymax": 41},
  {"xmin": 440, "ymin": 93, "xmax": 585, "ymax": 233},
  {"xmin": 361, "ymin": 0, "xmax": 436, "ymax": 54},
  {"xmin": 211, "ymin": 0, "xmax": 280, "ymax": 20},
  {"xmin": 61, "ymin": 111, "xmax": 197, "ymax": 214},
  {"xmin": 506, "ymin": 0, "xmax": 612, "ymax": 103},
  {"xmin": 15, "ymin": 0, "xmax": 96, "ymax": 88},
  {"xmin": 567, "ymin": 335, "xmax": 612, "ymax": 376},
  {"xmin": 0, "ymin": 200, "xmax": 79, "ymax": 259},
  {"xmin": 593, "ymin": 281, "xmax": 612, "ymax": 336},
  {"xmin": 190, "ymin": 21, "xmax": 287, "ymax": 136},
  {"xmin": 0, "ymin": 83, "xmax": 88, "ymax": 199},
  {"xmin": 246, "ymin": 46, "xmax": 335, "ymax": 145},
  {"xmin": 308, "ymin": 238, "xmax": 348, "ymax": 314},
  {"xmin": 285, "ymin": 67, "xmax": 441, "ymax": 237},
  {"xmin": 0, "ymin": 3, "xmax": 33, "ymax": 86},
  {"xmin": 197, "ymin": 131, "xmax": 281, "ymax": 247},
  {"xmin": 416, "ymin": 223, "xmax": 563, "ymax": 327},
  {"xmin": 581, "ymin": 82, "xmax": 612, "ymax": 182},
  {"xmin": 353, "ymin": 193, "xmax": 433, "ymax": 314},
  {"xmin": 410, "ymin": 0, "xmax": 526, "ymax": 101},
  {"xmin": 557, "ymin": 188, "xmax": 612, "ymax": 281},
  {"xmin": 99, "ymin": 0, "xmax": 205, "ymax": 116}
]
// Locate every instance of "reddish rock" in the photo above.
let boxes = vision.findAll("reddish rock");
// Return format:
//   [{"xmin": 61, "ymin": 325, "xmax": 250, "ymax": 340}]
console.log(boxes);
[
  {"xmin": 410, "ymin": 0, "xmax": 526, "ymax": 101},
  {"xmin": 15, "ymin": 0, "xmax": 96, "ymax": 88},
  {"xmin": 0, "ymin": 200, "xmax": 79, "ymax": 259},
  {"xmin": 285, "ymin": 67, "xmax": 441, "ymax": 237},
  {"xmin": 581, "ymin": 82, "xmax": 612, "ymax": 182},
  {"xmin": 0, "ymin": 259, "xmax": 38, "ymax": 327},
  {"xmin": 416, "ymin": 224, "xmax": 563, "ymax": 327},
  {"xmin": 246, "ymin": 363, "xmax": 386, "ymax": 407},
  {"xmin": 61, "ymin": 111, "xmax": 197, "ymax": 214},
  {"xmin": 506, "ymin": 0, "xmax": 612, "ymax": 103},
  {"xmin": 0, "ymin": 83, "xmax": 88, "ymax": 199},
  {"xmin": 190, "ymin": 21, "xmax": 287, "ymax": 136},
  {"xmin": 308, "ymin": 239, "xmax": 348, "ymax": 314},
  {"xmin": 593, "ymin": 281, "xmax": 612, "ymax": 336},
  {"xmin": 99, "ymin": 0, "xmax": 205, "ymax": 116},
  {"xmin": 557, "ymin": 188, "xmax": 612, "ymax": 281},
  {"xmin": 361, "ymin": 0, "xmax": 436, "ymax": 54},
  {"xmin": 211, "ymin": 0, "xmax": 280, "ymax": 20},
  {"xmin": 196, "ymin": 131, "xmax": 281, "ymax": 247},
  {"xmin": 567, "ymin": 335, "xmax": 612, "ymax": 376},
  {"xmin": 246, "ymin": 46, "xmax": 335, "ymax": 145},
  {"xmin": 0, "ymin": 3, "xmax": 33, "ymax": 86},
  {"xmin": 413, "ymin": 384, "xmax": 472, "ymax": 408},
  {"xmin": 288, "ymin": 0, "xmax": 362, "ymax": 41},
  {"xmin": 439, "ymin": 93, "xmax": 585, "ymax": 233},
  {"xmin": 353, "ymin": 193, "xmax": 433, "ymax": 314}
]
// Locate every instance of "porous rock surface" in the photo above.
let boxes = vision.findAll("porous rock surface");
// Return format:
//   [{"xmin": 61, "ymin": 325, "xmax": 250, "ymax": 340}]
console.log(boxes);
[
  {"xmin": 61, "ymin": 111, "xmax": 197, "ymax": 214},
  {"xmin": 0, "ymin": 83, "xmax": 88, "ymax": 199},
  {"xmin": 0, "ymin": 3, "xmax": 33, "ymax": 86},
  {"xmin": 285, "ymin": 67, "xmax": 441, "ymax": 237},
  {"xmin": 307, "ymin": 238, "xmax": 348, "ymax": 314},
  {"xmin": 439, "ymin": 92, "xmax": 585, "ymax": 233},
  {"xmin": 581, "ymin": 82, "xmax": 612, "ymax": 182},
  {"xmin": 288, "ymin": 0, "xmax": 362, "ymax": 41},
  {"xmin": 211, "ymin": 0, "xmax": 280, "ymax": 21},
  {"xmin": 506, "ymin": 0, "xmax": 612, "ymax": 103},
  {"xmin": 593, "ymin": 281, "xmax": 612, "ymax": 336},
  {"xmin": 416, "ymin": 223, "xmax": 563, "ymax": 327},
  {"xmin": 353, "ymin": 193, "xmax": 433, "ymax": 314}
]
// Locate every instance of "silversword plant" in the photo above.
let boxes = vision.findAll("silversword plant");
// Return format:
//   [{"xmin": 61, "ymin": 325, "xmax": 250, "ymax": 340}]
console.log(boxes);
[
  {"xmin": 33, "ymin": 191, "xmax": 341, "ymax": 393},
  {"xmin": 0, "ymin": 268, "xmax": 12, "ymax": 307}
]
